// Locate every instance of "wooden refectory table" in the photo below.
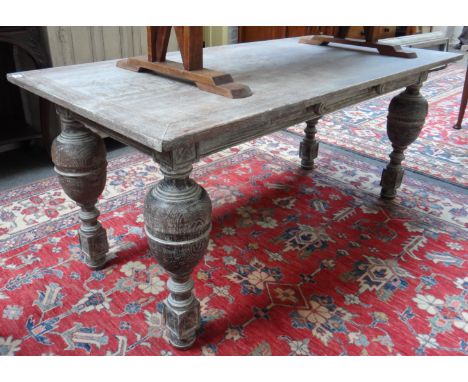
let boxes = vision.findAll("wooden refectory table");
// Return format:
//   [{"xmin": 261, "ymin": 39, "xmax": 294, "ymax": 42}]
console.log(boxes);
[{"xmin": 7, "ymin": 38, "xmax": 462, "ymax": 349}]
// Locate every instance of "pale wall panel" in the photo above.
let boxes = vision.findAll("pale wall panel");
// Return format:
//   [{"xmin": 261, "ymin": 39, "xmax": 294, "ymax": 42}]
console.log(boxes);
[
  {"xmin": 45, "ymin": 26, "xmax": 179, "ymax": 67},
  {"xmin": 89, "ymin": 27, "xmax": 105, "ymax": 61},
  {"xmin": 139, "ymin": 26, "xmax": 147, "ymax": 54},
  {"xmin": 70, "ymin": 27, "xmax": 93, "ymax": 64},
  {"xmin": 132, "ymin": 26, "xmax": 144, "ymax": 55},
  {"xmin": 102, "ymin": 26, "xmax": 122, "ymax": 60},
  {"xmin": 45, "ymin": 26, "xmax": 75, "ymax": 66},
  {"xmin": 119, "ymin": 27, "xmax": 134, "ymax": 58}
]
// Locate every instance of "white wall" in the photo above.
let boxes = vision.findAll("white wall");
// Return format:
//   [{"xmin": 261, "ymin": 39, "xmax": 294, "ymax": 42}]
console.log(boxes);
[{"xmin": 432, "ymin": 26, "xmax": 463, "ymax": 44}]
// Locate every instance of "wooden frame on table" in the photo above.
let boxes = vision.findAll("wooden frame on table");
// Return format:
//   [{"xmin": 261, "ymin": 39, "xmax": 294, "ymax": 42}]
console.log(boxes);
[{"xmin": 117, "ymin": 26, "xmax": 252, "ymax": 99}]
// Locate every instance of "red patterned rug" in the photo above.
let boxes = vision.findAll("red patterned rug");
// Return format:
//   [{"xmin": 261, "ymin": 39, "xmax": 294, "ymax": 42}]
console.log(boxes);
[
  {"xmin": 288, "ymin": 64, "xmax": 468, "ymax": 187},
  {"xmin": 0, "ymin": 131, "xmax": 467, "ymax": 356}
]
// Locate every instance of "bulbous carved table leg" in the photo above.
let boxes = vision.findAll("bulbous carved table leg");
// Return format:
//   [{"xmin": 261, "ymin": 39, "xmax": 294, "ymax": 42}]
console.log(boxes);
[
  {"xmin": 380, "ymin": 84, "xmax": 428, "ymax": 199},
  {"xmin": 144, "ymin": 163, "xmax": 212, "ymax": 349},
  {"xmin": 299, "ymin": 117, "xmax": 321, "ymax": 170},
  {"xmin": 51, "ymin": 109, "xmax": 109, "ymax": 269}
]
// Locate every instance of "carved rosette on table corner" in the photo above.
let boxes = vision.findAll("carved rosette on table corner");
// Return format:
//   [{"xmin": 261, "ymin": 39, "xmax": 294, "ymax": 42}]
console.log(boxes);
[
  {"xmin": 144, "ymin": 156, "xmax": 212, "ymax": 349},
  {"xmin": 380, "ymin": 82, "xmax": 428, "ymax": 199},
  {"xmin": 51, "ymin": 108, "xmax": 109, "ymax": 269}
]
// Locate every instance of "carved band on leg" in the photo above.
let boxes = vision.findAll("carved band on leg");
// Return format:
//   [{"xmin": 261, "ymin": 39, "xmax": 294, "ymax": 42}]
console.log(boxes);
[
  {"xmin": 144, "ymin": 163, "xmax": 212, "ymax": 349},
  {"xmin": 51, "ymin": 109, "xmax": 109, "ymax": 269},
  {"xmin": 380, "ymin": 84, "xmax": 428, "ymax": 199},
  {"xmin": 299, "ymin": 117, "xmax": 320, "ymax": 170}
]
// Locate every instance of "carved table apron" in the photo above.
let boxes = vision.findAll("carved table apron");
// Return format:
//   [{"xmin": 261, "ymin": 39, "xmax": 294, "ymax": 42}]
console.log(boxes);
[{"xmin": 7, "ymin": 37, "xmax": 463, "ymax": 349}]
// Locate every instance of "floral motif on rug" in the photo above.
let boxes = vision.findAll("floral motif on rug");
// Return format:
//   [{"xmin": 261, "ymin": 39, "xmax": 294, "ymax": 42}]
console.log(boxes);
[
  {"xmin": 0, "ymin": 131, "xmax": 467, "ymax": 355},
  {"xmin": 287, "ymin": 64, "xmax": 468, "ymax": 187}
]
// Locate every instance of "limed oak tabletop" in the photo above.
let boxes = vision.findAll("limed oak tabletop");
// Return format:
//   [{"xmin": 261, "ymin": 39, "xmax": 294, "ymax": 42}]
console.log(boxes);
[{"xmin": 7, "ymin": 38, "xmax": 462, "ymax": 154}]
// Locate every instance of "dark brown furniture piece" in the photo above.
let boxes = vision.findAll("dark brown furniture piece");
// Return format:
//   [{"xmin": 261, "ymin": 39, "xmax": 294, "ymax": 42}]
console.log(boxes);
[
  {"xmin": 237, "ymin": 26, "xmax": 419, "ymax": 44},
  {"xmin": 238, "ymin": 26, "xmax": 315, "ymax": 42},
  {"xmin": 0, "ymin": 27, "xmax": 52, "ymax": 151},
  {"xmin": 453, "ymin": 65, "xmax": 467, "ymax": 130}
]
